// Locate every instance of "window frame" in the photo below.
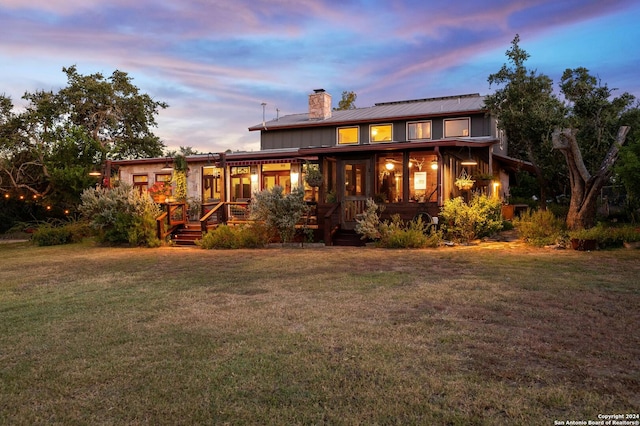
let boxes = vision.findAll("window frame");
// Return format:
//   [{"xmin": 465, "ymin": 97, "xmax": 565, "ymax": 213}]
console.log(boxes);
[
  {"xmin": 369, "ymin": 123, "xmax": 393, "ymax": 143},
  {"xmin": 407, "ymin": 120, "xmax": 432, "ymax": 141},
  {"xmin": 444, "ymin": 117, "xmax": 470, "ymax": 138},
  {"xmin": 337, "ymin": 126, "xmax": 359, "ymax": 145}
]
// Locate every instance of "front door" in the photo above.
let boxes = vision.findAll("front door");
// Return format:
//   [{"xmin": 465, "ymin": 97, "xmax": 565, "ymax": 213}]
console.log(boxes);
[{"xmin": 341, "ymin": 159, "xmax": 370, "ymax": 230}]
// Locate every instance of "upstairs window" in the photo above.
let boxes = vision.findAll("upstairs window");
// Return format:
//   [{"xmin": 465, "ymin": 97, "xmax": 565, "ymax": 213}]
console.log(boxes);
[
  {"xmin": 408, "ymin": 121, "xmax": 432, "ymax": 140},
  {"xmin": 444, "ymin": 118, "xmax": 470, "ymax": 138},
  {"xmin": 370, "ymin": 124, "xmax": 393, "ymax": 143},
  {"xmin": 338, "ymin": 126, "xmax": 359, "ymax": 145}
]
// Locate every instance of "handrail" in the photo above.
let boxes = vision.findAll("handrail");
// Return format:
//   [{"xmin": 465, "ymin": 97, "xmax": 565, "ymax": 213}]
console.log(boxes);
[
  {"xmin": 323, "ymin": 202, "xmax": 341, "ymax": 246},
  {"xmin": 200, "ymin": 201, "xmax": 225, "ymax": 234}
]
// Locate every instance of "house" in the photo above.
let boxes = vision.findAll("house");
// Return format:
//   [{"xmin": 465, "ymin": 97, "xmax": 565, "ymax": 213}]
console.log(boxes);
[{"xmin": 111, "ymin": 89, "xmax": 530, "ymax": 245}]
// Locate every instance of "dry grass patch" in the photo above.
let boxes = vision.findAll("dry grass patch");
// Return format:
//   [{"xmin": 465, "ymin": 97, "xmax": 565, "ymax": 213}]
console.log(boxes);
[{"xmin": 1, "ymin": 242, "xmax": 638, "ymax": 424}]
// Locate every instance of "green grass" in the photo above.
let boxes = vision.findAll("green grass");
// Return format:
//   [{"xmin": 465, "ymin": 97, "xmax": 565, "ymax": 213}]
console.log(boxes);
[{"xmin": 1, "ymin": 241, "xmax": 639, "ymax": 424}]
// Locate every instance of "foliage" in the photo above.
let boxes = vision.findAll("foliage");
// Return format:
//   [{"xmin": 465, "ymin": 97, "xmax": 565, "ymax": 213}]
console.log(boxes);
[
  {"xmin": 334, "ymin": 90, "xmax": 357, "ymax": 110},
  {"xmin": 439, "ymin": 195, "xmax": 503, "ymax": 243},
  {"xmin": 31, "ymin": 221, "xmax": 93, "ymax": 246},
  {"xmin": 515, "ymin": 209, "xmax": 567, "ymax": 247},
  {"xmin": 355, "ymin": 198, "xmax": 384, "ymax": 240},
  {"xmin": 0, "ymin": 66, "xmax": 167, "ymax": 221},
  {"xmin": 78, "ymin": 184, "xmax": 161, "ymax": 247},
  {"xmin": 250, "ymin": 186, "xmax": 308, "ymax": 244},
  {"xmin": 377, "ymin": 214, "xmax": 441, "ymax": 249},
  {"xmin": 197, "ymin": 223, "xmax": 269, "ymax": 249},
  {"xmin": 173, "ymin": 171, "xmax": 187, "ymax": 201},
  {"xmin": 148, "ymin": 181, "xmax": 172, "ymax": 199},
  {"xmin": 485, "ymin": 34, "xmax": 566, "ymax": 206},
  {"xmin": 303, "ymin": 163, "xmax": 323, "ymax": 187},
  {"xmin": 615, "ymin": 108, "xmax": 640, "ymax": 202}
]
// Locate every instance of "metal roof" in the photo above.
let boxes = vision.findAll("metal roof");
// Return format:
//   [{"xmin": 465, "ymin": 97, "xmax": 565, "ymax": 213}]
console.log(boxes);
[{"xmin": 248, "ymin": 93, "xmax": 488, "ymax": 131}]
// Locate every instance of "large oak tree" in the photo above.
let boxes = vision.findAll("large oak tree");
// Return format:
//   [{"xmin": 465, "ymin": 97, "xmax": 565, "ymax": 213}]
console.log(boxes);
[{"xmin": 0, "ymin": 66, "xmax": 167, "ymax": 210}]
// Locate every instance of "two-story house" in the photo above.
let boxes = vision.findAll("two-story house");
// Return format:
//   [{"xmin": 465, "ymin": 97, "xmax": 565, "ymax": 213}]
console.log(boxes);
[{"xmin": 111, "ymin": 89, "xmax": 530, "ymax": 245}]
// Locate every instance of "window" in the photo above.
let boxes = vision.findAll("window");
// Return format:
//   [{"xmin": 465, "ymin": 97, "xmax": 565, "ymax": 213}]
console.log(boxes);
[
  {"xmin": 407, "ymin": 121, "xmax": 432, "ymax": 140},
  {"xmin": 444, "ymin": 118, "xmax": 470, "ymax": 138},
  {"xmin": 203, "ymin": 166, "xmax": 221, "ymax": 202},
  {"xmin": 376, "ymin": 154, "xmax": 403, "ymax": 203},
  {"xmin": 133, "ymin": 174, "xmax": 148, "ymax": 193},
  {"xmin": 230, "ymin": 166, "xmax": 252, "ymax": 200},
  {"xmin": 370, "ymin": 124, "xmax": 393, "ymax": 143},
  {"xmin": 155, "ymin": 173, "xmax": 171, "ymax": 183},
  {"xmin": 408, "ymin": 152, "xmax": 438, "ymax": 202},
  {"xmin": 262, "ymin": 163, "xmax": 291, "ymax": 193},
  {"xmin": 337, "ymin": 126, "xmax": 359, "ymax": 145}
]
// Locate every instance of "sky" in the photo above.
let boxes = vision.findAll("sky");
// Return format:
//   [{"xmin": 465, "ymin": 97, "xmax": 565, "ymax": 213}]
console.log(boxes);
[{"xmin": 1, "ymin": 0, "xmax": 639, "ymax": 154}]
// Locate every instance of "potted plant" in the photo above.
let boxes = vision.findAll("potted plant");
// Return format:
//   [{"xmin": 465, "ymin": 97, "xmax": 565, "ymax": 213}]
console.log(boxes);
[
  {"xmin": 455, "ymin": 172, "xmax": 475, "ymax": 191},
  {"xmin": 148, "ymin": 181, "xmax": 172, "ymax": 203},
  {"xmin": 568, "ymin": 227, "xmax": 600, "ymax": 251},
  {"xmin": 475, "ymin": 173, "xmax": 495, "ymax": 186},
  {"xmin": 304, "ymin": 164, "xmax": 323, "ymax": 188}
]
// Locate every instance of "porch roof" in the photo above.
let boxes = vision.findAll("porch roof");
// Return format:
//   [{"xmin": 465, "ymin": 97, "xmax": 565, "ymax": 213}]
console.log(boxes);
[{"xmin": 492, "ymin": 152, "xmax": 536, "ymax": 173}]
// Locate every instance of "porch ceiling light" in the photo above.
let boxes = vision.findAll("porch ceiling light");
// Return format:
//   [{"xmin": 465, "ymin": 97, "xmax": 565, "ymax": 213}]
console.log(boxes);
[
  {"xmin": 460, "ymin": 158, "xmax": 478, "ymax": 166},
  {"xmin": 88, "ymin": 169, "xmax": 102, "ymax": 177},
  {"xmin": 385, "ymin": 161, "xmax": 395, "ymax": 171}
]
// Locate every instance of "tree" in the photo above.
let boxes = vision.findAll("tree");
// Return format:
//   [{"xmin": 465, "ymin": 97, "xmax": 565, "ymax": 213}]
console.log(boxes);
[
  {"xmin": 554, "ymin": 67, "xmax": 635, "ymax": 229},
  {"xmin": 0, "ymin": 66, "xmax": 167, "ymax": 215},
  {"xmin": 334, "ymin": 91, "xmax": 357, "ymax": 111},
  {"xmin": 484, "ymin": 35, "xmax": 566, "ymax": 207}
]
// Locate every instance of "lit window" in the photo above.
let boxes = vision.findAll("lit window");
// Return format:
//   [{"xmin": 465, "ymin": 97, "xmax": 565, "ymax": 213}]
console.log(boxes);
[
  {"xmin": 155, "ymin": 173, "xmax": 171, "ymax": 183},
  {"xmin": 370, "ymin": 124, "xmax": 393, "ymax": 143},
  {"xmin": 407, "ymin": 121, "xmax": 432, "ymax": 140},
  {"xmin": 444, "ymin": 118, "xmax": 470, "ymax": 138},
  {"xmin": 338, "ymin": 126, "xmax": 359, "ymax": 145},
  {"xmin": 133, "ymin": 174, "xmax": 149, "ymax": 193}
]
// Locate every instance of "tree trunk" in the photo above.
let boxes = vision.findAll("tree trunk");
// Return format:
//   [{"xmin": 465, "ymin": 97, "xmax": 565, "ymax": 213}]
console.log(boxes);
[{"xmin": 553, "ymin": 127, "xmax": 630, "ymax": 229}]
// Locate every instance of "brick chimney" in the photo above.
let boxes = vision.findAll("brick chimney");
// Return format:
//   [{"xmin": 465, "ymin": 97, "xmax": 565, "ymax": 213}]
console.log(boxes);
[{"xmin": 308, "ymin": 89, "xmax": 332, "ymax": 120}]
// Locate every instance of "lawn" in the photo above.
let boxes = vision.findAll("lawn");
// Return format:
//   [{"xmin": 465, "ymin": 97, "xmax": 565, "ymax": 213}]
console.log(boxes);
[{"xmin": 1, "ymin": 241, "xmax": 639, "ymax": 425}]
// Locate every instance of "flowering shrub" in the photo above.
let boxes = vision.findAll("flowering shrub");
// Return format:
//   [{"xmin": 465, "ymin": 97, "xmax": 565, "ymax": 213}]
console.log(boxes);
[
  {"xmin": 439, "ymin": 194, "xmax": 503, "ymax": 243},
  {"xmin": 148, "ymin": 181, "xmax": 172, "ymax": 200}
]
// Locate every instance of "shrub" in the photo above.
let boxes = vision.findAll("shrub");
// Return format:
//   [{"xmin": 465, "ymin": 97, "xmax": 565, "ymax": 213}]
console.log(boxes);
[
  {"xmin": 355, "ymin": 198, "xmax": 384, "ymax": 241},
  {"xmin": 197, "ymin": 223, "xmax": 269, "ymax": 249},
  {"xmin": 515, "ymin": 209, "xmax": 566, "ymax": 247},
  {"xmin": 31, "ymin": 221, "xmax": 93, "ymax": 246},
  {"xmin": 250, "ymin": 186, "xmax": 308, "ymax": 243},
  {"xmin": 79, "ymin": 184, "xmax": 162, "ymax": 247},
  {"xmin": 378, "ymin": 215, "xmax": 441, "ymax": 248},
  {"xmin": 439, "ymin": 195, "xmax": 503, "ymax": 243}
]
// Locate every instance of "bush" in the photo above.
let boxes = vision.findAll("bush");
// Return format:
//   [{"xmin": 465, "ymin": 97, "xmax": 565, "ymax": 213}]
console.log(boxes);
[
  {"xmin": 515, "ymin": 208, "xmax": 566, "ymax": 247},
  {"xmin": 31, "ymin": 221, "xmax": 93, "ymax": 246},
  {"xmin": 250, "ymin": 186, "xmax": 308, "ymax": 243},
  {"xmin": 355, "ymin": 198, "xmax": 383, "ymax": 241},
  {"xmin": 439, "ymin": 195, "xmax": 503, "ymax": 243},
  {"xmin": 378, "ymin": 215, "xmax": 441, "ymax": 248},
  {"xmin": 79, "ymin": 184, "xmax": 162, "ymax": 247},
  {"xmin": 197, "ymin": 223, "xmax": 269, "ymax": 249}
]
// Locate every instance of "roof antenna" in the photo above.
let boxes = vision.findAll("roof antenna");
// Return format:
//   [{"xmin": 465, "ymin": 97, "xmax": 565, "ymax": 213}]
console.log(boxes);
[
  {"xmin": 276, "ymin": 107, "xmax": 280, "ymax": 121},
  {"xmin": 261, "ymin": 102, "xmax": 267, "ymax": 130}
]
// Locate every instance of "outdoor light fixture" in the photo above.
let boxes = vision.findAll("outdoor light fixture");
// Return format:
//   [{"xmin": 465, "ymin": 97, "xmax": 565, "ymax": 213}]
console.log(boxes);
[
  {"xmin": 88, "ymin": 169, "xmax": 102, "ymax": 177},
  {"xmin": 161, "ymin": 157, "xmax": 174, "ymax": 171},
  {"xmin": 430, "ymin": 159, "xmax": 438, "ymax": 170},
  {"xmin": 460, "ymin": 147, "xmax": 478, "ymax": 166},
  {"xmin": 385, "ymin": 161, "xmax": 395, "ymax": 171}
]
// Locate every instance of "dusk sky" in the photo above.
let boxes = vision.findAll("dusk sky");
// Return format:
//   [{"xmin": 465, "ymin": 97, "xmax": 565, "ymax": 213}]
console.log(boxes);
[{"xmin": 1, "ymin": 0, "xmax": 639, "ymax": 154}]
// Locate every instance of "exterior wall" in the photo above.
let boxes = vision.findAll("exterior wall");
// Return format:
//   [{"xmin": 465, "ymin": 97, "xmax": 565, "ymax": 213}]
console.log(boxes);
[{"xmin": 261, "ymin": 127, "xmax": 335, "ymax": 149}]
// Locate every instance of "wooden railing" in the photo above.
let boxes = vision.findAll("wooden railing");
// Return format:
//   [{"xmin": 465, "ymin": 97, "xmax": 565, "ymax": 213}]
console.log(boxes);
[
  {"xmin": 199, "ymin": 201, "xmax": 225, "ymax": 234},
  {"xmin": 323, "ymin": 202, "xmax": 341, "ymax": 246},
  {"xmin": 156, "ymin": 201, "xmax": 187, "ymax": 240}
]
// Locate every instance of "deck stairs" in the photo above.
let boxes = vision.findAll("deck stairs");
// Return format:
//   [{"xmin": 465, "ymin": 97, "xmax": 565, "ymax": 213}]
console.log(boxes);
[
  {"xmin": 171, "ymin": 222, "xmax": 202, "ymax": 246},
  {"xmin": 331, "ymin": 229, "xmax": 366, "ymax": 247}
]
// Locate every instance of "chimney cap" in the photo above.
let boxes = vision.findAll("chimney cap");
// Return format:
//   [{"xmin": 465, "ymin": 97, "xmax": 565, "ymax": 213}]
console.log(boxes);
[{"xmin": 313, "ymin": 88, "xmax": 325, "ymax": 93}]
